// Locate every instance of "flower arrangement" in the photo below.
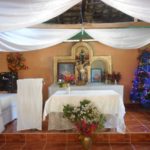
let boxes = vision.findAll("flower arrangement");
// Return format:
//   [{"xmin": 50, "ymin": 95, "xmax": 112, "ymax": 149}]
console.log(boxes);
[
  {"xmin": 58, "ymin": 73, "xmax": 75, "ymax": 86},
  {"xmin": 105, "ymin": 72, "xmax": 121, "ymax": 84},
  {"xmin": 7, "ymin": 53, "xmax": 28, "ymax": 72},
  {"xmin": 64, "ymin": 74, "xmax": 75, "ymax": 84},
  {"xmin": 111, "ymin": 72, "xmax": 121, "ymax": 83},
  {"xmin": 63, "ymin": 99, "xmax": 106, "ymax": 137}
]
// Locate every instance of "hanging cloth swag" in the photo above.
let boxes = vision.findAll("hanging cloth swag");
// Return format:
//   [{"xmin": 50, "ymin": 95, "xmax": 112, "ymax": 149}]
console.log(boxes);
[
  {"xmin": 1, "ymin": 0, "xmax": 150, "ymax": 32},
  {"xmin": 0, "ymin": 28, "xmax": 80, "ymax": 51},
  {"xmin": 1, "ymin": 28, "xmax": 150, "ymax": 51},
  {"xmin": 0, "ymin": 0, "xmax": 81, "ymax": 32},
  {"xmin": 101, "ymin": 0, "xmax": 150, "ymax": 23}
]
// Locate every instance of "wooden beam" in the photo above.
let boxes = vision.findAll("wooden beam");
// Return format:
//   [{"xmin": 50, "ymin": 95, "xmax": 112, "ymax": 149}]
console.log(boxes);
[{"xmin": 32, "ymin": 22, "xmax": 150, "ymax": 29}]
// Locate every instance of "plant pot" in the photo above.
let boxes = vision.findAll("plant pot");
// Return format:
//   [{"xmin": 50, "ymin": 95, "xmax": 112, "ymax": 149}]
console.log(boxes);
[{"xmin": 80, "ymin": 136, "xmax": 92, "ymax": 150}]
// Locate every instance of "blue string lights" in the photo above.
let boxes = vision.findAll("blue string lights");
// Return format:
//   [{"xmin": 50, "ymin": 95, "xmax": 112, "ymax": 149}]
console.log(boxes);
[{"xmin": 130, "ymin": 50, "xmax": 150, "ymax": 108}]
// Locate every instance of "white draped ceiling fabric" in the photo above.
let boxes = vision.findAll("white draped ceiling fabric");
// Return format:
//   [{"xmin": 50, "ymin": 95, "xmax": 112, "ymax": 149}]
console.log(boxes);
[
  {"xmin": 1, "ymin": 28, "xmax": 150, "ymax": 51},
  {"xmin": 0, "ymin": 0, "xmax": 81, "ymax": 32},
  {"xmin": 0, "ymin": 29, "xmax": 80, "ymax": 51},
  {"xmin": 1, "ymin": 0, "xmax": 150, "ymax": 51},
  {"xmin": 85, "ymin": 28, "xmax": 150, "ymax": 49},
  {"xmin": 101, "ymin": 0, "xmax": 150, "ymax": 23}
]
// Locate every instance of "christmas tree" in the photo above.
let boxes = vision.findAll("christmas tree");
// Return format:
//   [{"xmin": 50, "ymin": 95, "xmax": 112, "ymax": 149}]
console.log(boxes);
[{"xmin": 130, "ymin": 50, "xmax": 150, "ymax": 108}]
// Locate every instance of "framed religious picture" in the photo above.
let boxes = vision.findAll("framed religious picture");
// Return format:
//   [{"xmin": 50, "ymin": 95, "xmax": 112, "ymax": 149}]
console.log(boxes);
[
  {"xmin": 91, "ymin": 68, "xmax": 102, "ymax": 82},
  {"xmin": 57, "ymin": 62, "xmax": 75, "ymax": 82}
]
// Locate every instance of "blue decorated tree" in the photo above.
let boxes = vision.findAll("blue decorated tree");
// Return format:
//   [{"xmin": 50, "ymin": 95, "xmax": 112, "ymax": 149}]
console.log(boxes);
[{"xmin": 130, "ymin": 50, "xmax": 150, "ymax": 108}]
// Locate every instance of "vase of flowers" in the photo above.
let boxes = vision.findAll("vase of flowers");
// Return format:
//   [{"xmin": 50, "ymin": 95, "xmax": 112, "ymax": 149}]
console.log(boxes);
[
  {"xmin": 63, "ymin": 99, "xmax": 106, "ymax": 150},
  {"xmin": 58, "ymin": 73, "xmax": 75, "ymax": 87}
]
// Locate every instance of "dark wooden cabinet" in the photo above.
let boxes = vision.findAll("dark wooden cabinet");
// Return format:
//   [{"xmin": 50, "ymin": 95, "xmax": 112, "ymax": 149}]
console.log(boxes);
[{"xmin": 0, "ymin": 72, "xmax": 18, "ymax": 93}]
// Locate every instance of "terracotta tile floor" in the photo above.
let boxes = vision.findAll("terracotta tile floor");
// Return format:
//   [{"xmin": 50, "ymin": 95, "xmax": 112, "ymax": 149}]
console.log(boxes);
[
  {"xmin": 3, "ymin": 105, "xmax": 150, "ymax": 134},
  {"xmin": 0, "ymin": 143, "xmax": 150, "ymax": 150},
  {"xmin": 0, "ymin": 105, "xmax": 150, "ymax": 150}
]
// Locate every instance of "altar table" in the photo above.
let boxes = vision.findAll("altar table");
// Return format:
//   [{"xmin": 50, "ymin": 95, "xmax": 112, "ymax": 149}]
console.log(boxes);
[
  {"xmin": 43, "ymin": 90, "xmax": 126, "ymax": 133},
  {"xmin": 48, "ymin": 83, "xmax": 124, "ymax": 100}
]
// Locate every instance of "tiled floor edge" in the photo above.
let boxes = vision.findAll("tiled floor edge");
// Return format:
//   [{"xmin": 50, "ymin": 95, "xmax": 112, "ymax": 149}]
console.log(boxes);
[{"xmin": 1, "ymin": 132, "xmax": 150, "ymax": 144}]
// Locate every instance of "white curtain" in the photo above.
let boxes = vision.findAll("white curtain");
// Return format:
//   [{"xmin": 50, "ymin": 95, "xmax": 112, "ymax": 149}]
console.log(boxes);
[
  {"xmin": 0, "ymin": 0, "xmax": 81, "ymax": 32},
  {"xmin": 86, "ymin": 28, "xmax": 150, "ymax": 49},
  {"xmin": 101, "ymin": 0, "xmax": 150, "ymax": 23},
  {"xmin": 0, "ymin": 28, "xmax": 80, "ymax": 51}
]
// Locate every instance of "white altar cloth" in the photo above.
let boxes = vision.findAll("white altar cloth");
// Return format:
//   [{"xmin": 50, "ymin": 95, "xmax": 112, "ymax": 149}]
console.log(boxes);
[
  {"xmin": 48, "ymin": 83, "xmax": 124, "ymax": 100},
  {"xmin": 43, "ymin": 90, "xmax": 126, "ymax": 133}
]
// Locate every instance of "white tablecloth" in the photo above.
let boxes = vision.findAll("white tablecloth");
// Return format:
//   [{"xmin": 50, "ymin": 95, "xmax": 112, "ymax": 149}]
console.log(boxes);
[
  {"xmin": 43, "ymin": 90, "xmax": 126, "ymax": 133},
  {"xmin": 48, "ymin": 83, "xmax": 124, "ymax": 100},
  {"xmin": 0, "ymin": 93, "xmax": 17, "ymax": 133}
]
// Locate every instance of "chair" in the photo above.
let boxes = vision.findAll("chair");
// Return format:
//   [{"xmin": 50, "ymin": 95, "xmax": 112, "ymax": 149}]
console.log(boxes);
[{"xmin": 17, "ymin": 78, "xmax": 43, "ymax": 131}]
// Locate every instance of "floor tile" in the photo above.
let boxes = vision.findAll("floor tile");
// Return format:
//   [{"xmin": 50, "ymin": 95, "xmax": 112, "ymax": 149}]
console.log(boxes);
[
  {"xmin": 25, "ymin": 133, "xmax": 46, "ymax": 143},
  {"xmin": 93, "ymin": 134, "xmax": 109, "ymax": 143},
  {"xmin": 110, "ymin": 144, "xmax": 134, "ymax": 150},
  {"xmin": 44, "ymin": 143, "xmax": 66, "ymax": 150},
  {"xmin": 125, "ymin": 118, "xmax": 141, "ymax": 126},
  {"xmin": 66, "ymin": 143, "xmax": 83, "ymax": 150},
  {"xmin": 127, "ymin": 125, "xmax": 149, "ymax": 132},
  {"xmin": 22, "ymin": 142, "xmax": 45, "ymax": 150},
  {"xmin": 0, "ymin": 143, "xmax": 5, "ymax": 149},
  {"xmin": 0, "ymin": 143, "xmax": 24, "ymax": 150},
  {"xmin": 109, "ymin": 134, "xmax": 130, "ymax": 143},
  {"xmin": 139, "ymin": 119, "xmax": 150, "ymax": 125},
  {"xmin": 131, "ymin": 133, "xmax": 150, "ymax": 143},
  {"xmin": 0, "ymin": 134, "xmax": 5, "ymax": 143},
  {"xmin": 132, "ymin": 143, "xmax": 150, "ymax": 150},
  {"xmin": 47, "ymin": 133, "xmax": 67, "ymax": 143},
  {"xmin": 92, "ymin": 143, "xmax": 111, "ymax": 150},
  {"xmin": 67, "ymin": 133, "xmax": 80, "ymax": 143},
  {"xmin": 5, "ymin": 134, "xmax": 25, "ymax": 143}
]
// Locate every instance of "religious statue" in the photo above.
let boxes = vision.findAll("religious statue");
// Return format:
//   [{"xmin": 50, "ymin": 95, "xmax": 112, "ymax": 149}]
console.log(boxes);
[
  {"xmin": 79, "ymin": 49, "xmax": 86, "ymax": 64},
  {"xmin": 76, "ymin": 61, "xmax": 89, "ymax": 85}
]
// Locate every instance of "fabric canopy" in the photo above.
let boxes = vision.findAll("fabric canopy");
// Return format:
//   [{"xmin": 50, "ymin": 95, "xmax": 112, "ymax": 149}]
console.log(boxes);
[
  {"xmin": 85, "ymin": 28, "xmax": 150, "ymax": 49},
  {"xmin": 101, "ymin": 0, "xmax": 150, "ymax": 23},
  {"xmin": 1, "ymin": 0, "xmax": 150, "ymax": 33},
  {"xmin": 0, "ymin": 0, "xmax": 81, "ymax": 32},
  {"xmin": 0, "ymin": 28, "xmax": 80, "ymax": 51},
  {"xmin": 1, "ymin": 28, "xmax": 150, "ymax": 51}
]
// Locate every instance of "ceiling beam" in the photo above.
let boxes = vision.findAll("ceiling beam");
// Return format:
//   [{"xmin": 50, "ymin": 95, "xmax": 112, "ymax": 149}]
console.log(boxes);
[{"xmin": 32, "ymin": 22, "xmax": 150, "ymax": 29}]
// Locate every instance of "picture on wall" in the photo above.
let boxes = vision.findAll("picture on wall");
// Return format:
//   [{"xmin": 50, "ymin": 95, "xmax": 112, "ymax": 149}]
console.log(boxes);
[
  {"xmin": 57, "ymin": 62, "xmax": 75, "ymax": 80},
  {"xmin": 91, "ymin": 68, "xmax": 102, "ymax": 82}
]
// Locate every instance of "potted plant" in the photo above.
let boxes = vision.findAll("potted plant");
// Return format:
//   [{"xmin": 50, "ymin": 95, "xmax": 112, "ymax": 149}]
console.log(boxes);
[{"xmin": 63, "ymin": 99, "xmax": 106, "ymax": 149}]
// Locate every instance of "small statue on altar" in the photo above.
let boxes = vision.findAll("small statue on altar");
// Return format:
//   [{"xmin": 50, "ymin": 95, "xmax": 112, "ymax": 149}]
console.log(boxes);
[{"xmin": 76, "ymin": 61, "xmax": 88, "ymax": 85}]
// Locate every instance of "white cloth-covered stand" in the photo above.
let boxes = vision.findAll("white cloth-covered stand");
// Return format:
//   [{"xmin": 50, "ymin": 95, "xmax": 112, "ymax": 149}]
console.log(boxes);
[
  {"xmin": 43, "ymin": 90, "xmax": 126, "ymax": 133},
  {"xmin": 0, "ymin": 93, "xmax": 17, "ymax": 133},
  {"xmin": 0, "ymin": 111, "xmax": 4, "ymax": 133},
  {"xmin": 17, "ymin": 78, "xmax": 43, "ymax": 131}
]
